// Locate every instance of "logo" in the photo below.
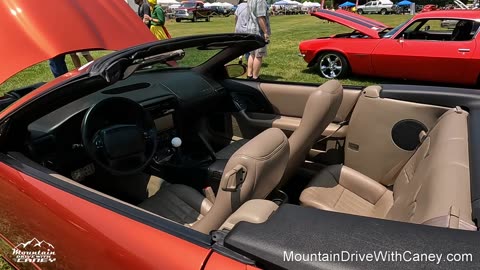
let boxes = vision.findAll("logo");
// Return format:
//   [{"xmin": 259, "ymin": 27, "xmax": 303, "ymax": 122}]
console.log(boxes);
[{"xmin": 12, "ymin": 238, "xmax": 56, "ymax": 263}]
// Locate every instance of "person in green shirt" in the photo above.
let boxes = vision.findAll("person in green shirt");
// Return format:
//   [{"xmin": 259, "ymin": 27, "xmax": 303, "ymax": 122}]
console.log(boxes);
[{"xmin": 145, "ymin": 0, "xmax": 171, "ymax": 39}]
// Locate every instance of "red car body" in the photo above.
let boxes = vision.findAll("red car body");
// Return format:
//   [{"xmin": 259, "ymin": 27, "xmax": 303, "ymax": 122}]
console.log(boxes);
[
  {"xmin": 299, "ymin": 10, "xmax": 480, "ymax": 85},
  {"xmin": 0, "ymin": 1, "xmax": 258, "ymax": 269}
]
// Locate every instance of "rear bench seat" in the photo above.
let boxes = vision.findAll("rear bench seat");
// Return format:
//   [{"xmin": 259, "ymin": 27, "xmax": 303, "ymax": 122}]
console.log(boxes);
[{"xmin": 300, "ymin": 107, "xmax": 477, "ymax": 230}]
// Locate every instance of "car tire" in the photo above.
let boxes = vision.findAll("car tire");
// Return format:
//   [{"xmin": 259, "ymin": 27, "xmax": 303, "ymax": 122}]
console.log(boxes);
[
  {"xmin": 380, "ymin": 8, "xmax": 387, "ymax": 15},
  {"xmin": 357, "ymin": 9, "xmax": 363, "ymax": 14},
  {"xmin": 176, "ymin": 18, "xmax": 181, "ymax": 23},
  {"xmin": 316, "ymin": 52, "xmax": 349, "ymax": 79}
]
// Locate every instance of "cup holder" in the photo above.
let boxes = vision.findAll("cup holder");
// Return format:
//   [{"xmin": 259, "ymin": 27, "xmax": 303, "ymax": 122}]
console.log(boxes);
[{"xmin": 268, "ymin": 189, "xmax": 289, "ymax": 205}]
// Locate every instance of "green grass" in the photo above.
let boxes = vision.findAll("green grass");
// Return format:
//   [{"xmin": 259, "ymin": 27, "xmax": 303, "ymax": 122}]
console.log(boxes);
[
  {"xmin": 0, "ymin": 14, "xmax": 412, "ymax": 95},
  {"xmin": 0, "ymin": 257, "xmax": 13, "ymax": 270}
]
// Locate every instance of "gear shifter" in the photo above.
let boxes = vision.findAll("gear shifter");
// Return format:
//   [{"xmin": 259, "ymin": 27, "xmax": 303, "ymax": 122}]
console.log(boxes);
[
  {"xmin": 170, "ymin": 137, "xmax": 183, "ymax": 164},
  {"xmin": 171, "ymin": 137, "xmax": 182, "ymax": 148}
]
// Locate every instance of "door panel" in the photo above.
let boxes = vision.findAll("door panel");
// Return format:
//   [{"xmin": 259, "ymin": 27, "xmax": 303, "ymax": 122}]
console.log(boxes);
[
  {"xmin": 227, "ymin": 81, "xmax": 360, "ymax": 165},
  {"xmin": 231, "ymin": 83, "xmax": 359, "ymax": 140},
  {"xmin": 374, "ymin": 39, "xmax": 474, "ymax": 84},
  {"xmin": 258, "ymin": 82, "xmax": 360, "ymax": 122},
  {"xmin": 345, "ymin": 86, "xmax": 448, "ymax": 185},
  {"xmin": 0, "ymin": 156, "xmax": 211, "ymax": 270}
]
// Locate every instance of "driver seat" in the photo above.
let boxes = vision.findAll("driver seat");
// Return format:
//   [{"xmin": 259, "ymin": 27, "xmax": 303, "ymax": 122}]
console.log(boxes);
[
  {"xmin": 139, "ymin": 128, "xmax": 289, "ymax": 234},
  {"xmin": 451, "ymin": 20, "xmax": 473, "ymax": 41}
]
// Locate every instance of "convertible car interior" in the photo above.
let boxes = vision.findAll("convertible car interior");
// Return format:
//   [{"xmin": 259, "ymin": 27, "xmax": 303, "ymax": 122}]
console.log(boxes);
[{"xmin": 1, "ymin": 35, "xmax": 479, "ymax": 269}]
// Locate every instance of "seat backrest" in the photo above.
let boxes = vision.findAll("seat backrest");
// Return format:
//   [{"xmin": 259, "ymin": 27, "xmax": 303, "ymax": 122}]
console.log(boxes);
[
  {"xmin": 386, "ymin": 108, "xmax": 475, "ymax": 230},
  {"xmin": 192, "ymin": 128, "xmax": 289, "ymax": 234},
  {"xmin": 451, "ymin": 20, "xmax": 473, "ymax": 41},
  {"xmin": 280, "ymin": 80, "xmax": 343, "ymax": 187}
]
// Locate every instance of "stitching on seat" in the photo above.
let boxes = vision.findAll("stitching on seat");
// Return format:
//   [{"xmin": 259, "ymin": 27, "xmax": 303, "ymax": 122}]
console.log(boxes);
[
  {"xmin": 403, "ymin": 169, "xmax": 410, "ymax": 183},
  {"xmin": 333, "ymin": 188, "xmax": 345, "ymax": 208}
]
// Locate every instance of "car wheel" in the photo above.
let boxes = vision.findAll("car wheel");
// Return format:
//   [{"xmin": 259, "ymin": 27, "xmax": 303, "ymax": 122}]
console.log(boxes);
[
  {"xmin": 357, "ymin": 9, "xmax": 363, "ymax": 14},
  {"xmin": 176, "ymin": 18, "xmax": 181, "ymax": 23},
  {"xmin": 380, "ymin": 8, "xmax": 387, "ymax": 15},
  {"xmin": 317, "ymin": 52, "xmax": 349, "ymax": 79}
]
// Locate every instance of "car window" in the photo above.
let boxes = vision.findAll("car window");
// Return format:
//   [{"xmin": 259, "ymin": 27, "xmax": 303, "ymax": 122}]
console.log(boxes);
[
  {"xmin": 383, "ymin": 18, "xmax": 411, "ymax": 38},
  {"xmin": 181, "ymin": 3, "xmax": 195, "ymax": 8},
  {"xmin": 366, "ymin": 3, "xmax": 372, "ymax": 6},
  {"xmin": 400, "ymin": 20, "xmax": 425, "ymax": 36},
  {"xmin": 399, "ymin": 19, "xmax": 479, "ymax": 41}
]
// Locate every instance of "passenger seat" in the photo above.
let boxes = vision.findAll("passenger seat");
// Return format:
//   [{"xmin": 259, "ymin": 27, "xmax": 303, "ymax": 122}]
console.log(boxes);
[{"xmin": 300, "ymin": 108, "xmax": 477, "ymax": 230}]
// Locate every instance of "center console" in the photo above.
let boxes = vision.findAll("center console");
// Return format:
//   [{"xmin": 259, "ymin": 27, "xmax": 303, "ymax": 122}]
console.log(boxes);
[{"xmin": 146, "ymin": 98, "xmax": 216, "ymax": 191}]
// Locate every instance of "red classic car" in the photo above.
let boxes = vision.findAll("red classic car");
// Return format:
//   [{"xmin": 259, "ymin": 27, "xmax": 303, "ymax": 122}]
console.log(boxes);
[
  {"xmin": 1, "ymin": 1, "xmax": 480, "ymax": 270},
  {"xmin": 299, "ymin": 10, "xmax": 480, "ymax": 86},
  {"xmin": 421, "ymin": 4, "xmax": 438, "ymax": 12}
]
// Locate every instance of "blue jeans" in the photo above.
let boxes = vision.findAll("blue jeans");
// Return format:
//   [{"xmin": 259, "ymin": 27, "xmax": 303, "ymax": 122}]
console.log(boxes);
[{"xmin": 49, "ymin": 54, "xmax": 68, "ymax": 78}]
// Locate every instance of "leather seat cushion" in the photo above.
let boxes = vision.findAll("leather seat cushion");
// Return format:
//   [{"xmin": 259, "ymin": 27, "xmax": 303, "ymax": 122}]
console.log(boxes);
[
  {"xmin": 216, "ymin": 139, "xmax": 249, "ymax": 160},
  {"xmin": 138, "ymin": 184, "xmax": 212, "ymax": 226},
  {"xmin": 300, "ymin": 165, "xmax": 394, "ymax": 219}
]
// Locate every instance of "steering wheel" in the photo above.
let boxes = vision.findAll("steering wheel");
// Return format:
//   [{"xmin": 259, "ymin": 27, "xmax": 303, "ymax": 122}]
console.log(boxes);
[{"xmin": 81, "ymin": 97, "xmax": 158, "ymax": 176}]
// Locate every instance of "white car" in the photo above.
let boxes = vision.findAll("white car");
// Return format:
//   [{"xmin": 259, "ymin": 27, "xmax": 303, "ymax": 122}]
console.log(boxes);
[{"xmin": 357, "ymin": 0, "xmax": 394, "ymax": 15}]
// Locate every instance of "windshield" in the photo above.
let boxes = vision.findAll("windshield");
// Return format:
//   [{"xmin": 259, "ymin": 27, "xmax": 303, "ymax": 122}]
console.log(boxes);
[
  {"xmin": 383, "ymin": 19, "xmax": 411, "ymax": 38},
  {"xmin": 181, "ymin": 3, "xmax": 195, "ymax": 8},
  {"xmin": 133, "ymin": 44, "xmax": 225, "ymax": 75}
]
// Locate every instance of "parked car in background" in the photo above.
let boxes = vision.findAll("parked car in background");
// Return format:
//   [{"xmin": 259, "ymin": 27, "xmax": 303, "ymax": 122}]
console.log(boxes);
[
  {"xmin": 210, "ymin": 6, "xmax": 234, "ymax": 17},
  {"xmin": 357, "ymin": 0, "xmax": 394, "ymax": 15},
  {"xmin": 175, "ymin": 1, "xmax": 212, "ymax": 22},
  {"xmin": 299, "ymin": 10, "xmax": 480, "ymax": 85},
  {"xmin": 421, "ymin": 4, "xmax": 438, "ymax": 12}
]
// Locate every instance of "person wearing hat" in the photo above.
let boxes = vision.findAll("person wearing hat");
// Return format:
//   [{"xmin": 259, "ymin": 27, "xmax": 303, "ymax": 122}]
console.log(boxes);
[{"xmin": 144, "ymin": 0, "xmax": 171, "ymax": 39}]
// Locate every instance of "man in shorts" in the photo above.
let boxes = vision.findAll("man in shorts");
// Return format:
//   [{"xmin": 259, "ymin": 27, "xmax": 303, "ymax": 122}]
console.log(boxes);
[{"xmin": 246, "ymin": 0, "xmax": 270, "ymax": 80}]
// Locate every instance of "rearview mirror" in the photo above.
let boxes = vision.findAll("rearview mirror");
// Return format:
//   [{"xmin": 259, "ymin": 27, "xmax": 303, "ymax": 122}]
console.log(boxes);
[
  {"xmin": 424, "ymin": 25, "xmax": 431, "ymax": 31},
  {"xmin": 225, "ymin": 63, "xmax": 247, "ymax": 78}
]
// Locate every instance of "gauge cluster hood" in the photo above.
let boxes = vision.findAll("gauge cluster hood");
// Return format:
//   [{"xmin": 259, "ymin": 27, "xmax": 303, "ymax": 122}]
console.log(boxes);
[
  {"xmin": 0, "ymin": 0, "xmax": 156, "ymax": 84},
  {"xmin": 311, "ymin": 9, "xmax": 390, "ymax": 38}
]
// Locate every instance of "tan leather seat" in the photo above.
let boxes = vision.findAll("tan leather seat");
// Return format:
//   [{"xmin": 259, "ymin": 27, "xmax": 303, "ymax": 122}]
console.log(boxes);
[
  {"xmin": 140, "ymin": 128, "xmax": 289, "ymax": 234},
  {"xmin": 280, "ymin": 80, "xmax": 343, "ymax": 186},
  {"xmin": 300, "ymin": 108, "xmax": 477, "ymax": 230},
  {"xmin": 218, "ymin": 80, "xmax": 343, "ymax": 187}
]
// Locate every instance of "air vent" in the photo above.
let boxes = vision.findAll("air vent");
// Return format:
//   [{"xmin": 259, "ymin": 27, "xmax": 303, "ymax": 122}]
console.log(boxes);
[{"xmin": 102, "ymin": 83, "xmax": 151, "ymax": 95}]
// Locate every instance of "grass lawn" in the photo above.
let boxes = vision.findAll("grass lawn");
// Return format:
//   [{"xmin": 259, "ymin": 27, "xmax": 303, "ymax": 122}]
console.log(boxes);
[{"xmin": 0, "ymin": 14, "xmax": 412, "ymax": 95}]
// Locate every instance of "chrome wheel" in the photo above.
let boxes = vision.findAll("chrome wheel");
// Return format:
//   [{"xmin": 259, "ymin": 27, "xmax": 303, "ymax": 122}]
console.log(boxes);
[{"xmin": 319, "ymin": 54, "xmax": 343, "ymax": 79}]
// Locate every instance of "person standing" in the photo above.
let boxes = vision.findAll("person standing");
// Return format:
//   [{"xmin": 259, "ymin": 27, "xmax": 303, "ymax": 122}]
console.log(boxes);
[
  {"xmin": 235, "ymin": 0, "xmax": 249, "ymax": 64},
  {"xmin": 135, "ymin": 0, "xmax": 152, "ymax": 28},
  {"xmin": 246, "ymin": 0, "xmax": 270, "ymax": 80},
  {"xmin": 49, "ymin": 54, "xmax": 68, "ymax": 78},
  {"xmin": 235, "ymin": 0, "xmax": 249, "ymax": 34},
  {"xmin": 70, "ymin": 52, "xmax": 94, "ymax": 69},
  {"xmin": 144, "ymin": 0, "xmax": 171, "ymax": 40}
]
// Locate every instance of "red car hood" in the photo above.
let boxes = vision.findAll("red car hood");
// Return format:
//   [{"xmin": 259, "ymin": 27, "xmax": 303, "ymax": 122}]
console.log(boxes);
[
  {"xmin": 0, "ymin": 0, "xmax": 156, "ymax": 84},
  {"xmin": 311, "ymin": 10, "xmax": 390, "ymax": 38}
]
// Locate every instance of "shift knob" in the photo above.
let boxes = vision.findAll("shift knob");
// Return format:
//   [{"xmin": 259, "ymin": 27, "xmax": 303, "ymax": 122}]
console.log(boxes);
[{"xmin": 171, "ymin": 137, "xmax": 182, "ymax": 148}]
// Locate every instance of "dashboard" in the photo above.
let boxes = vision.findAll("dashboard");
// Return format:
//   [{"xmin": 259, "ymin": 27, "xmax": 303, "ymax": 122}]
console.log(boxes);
[{"xmin": 25, "ymin": 70, "xmax": 226, "ymax": 177}]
